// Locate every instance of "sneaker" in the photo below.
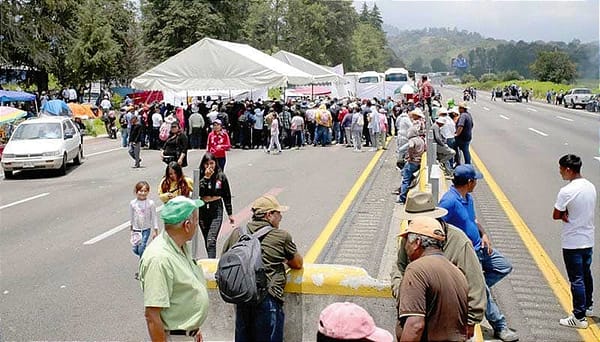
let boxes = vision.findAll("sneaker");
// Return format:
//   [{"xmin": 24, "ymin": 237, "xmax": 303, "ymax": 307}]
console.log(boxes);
[
  {"xmin": 586, "ymin": 307, "xmax": 593, "ymax": 317},
  {"xmin": 494, "ymin": 328, "xmax": 519, "ymax": 341},
  {"xmin": 559, "ymin": 315, "xmax": 588, "ymax": 329}
]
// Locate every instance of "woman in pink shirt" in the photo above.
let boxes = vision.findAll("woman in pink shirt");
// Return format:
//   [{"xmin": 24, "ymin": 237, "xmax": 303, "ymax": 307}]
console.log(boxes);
[{"xmin": 206, "ymin": 119, "xmax": 231, "ymax": 171}]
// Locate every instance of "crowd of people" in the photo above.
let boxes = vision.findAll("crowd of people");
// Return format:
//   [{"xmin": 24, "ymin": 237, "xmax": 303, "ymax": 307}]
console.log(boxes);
[{"xmin": 119, "ymin": 75, "xmax": 595, "ymax": 341}]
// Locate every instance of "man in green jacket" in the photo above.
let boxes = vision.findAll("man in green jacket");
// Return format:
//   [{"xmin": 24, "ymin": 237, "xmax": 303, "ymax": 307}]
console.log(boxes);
[{"xmin": 391, "ymin": 191, "xmax": 486, "ymax": 340}]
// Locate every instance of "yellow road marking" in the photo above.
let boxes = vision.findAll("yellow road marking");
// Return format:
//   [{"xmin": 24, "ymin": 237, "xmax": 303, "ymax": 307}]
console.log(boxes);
[
  {"xmin": 304, "ymin": 138, "xmax": 390, "ymax": 263},
  {"xmin": 472, "ymin": 149, "xmax": 600, "ymax": 341}
]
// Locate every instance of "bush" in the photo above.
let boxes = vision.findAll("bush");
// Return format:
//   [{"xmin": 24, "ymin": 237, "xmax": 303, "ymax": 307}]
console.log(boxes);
[
  {"xmin": 479, "ymin": 73, "xmax": 497, "ymax": 82},
  {"xmin": 498, "ymin": 70, "xmax": 523, "ymax": 82},
  {"xmin": 84, "ymin": 119, "xmax": 97, "ymax": 137},
  {"xmin": 461, "ymin": 74, "xmax": 477, "ymax": 83}
]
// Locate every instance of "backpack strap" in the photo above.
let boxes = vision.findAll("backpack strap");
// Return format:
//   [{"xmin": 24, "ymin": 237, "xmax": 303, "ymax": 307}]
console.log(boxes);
[
  {"xmin": 252, "ymin": 226, "xmax": 274, "ymax": 240},
  {"xmin": 239, "ymin": 224, "xmax": 249, "ymax": 237}
]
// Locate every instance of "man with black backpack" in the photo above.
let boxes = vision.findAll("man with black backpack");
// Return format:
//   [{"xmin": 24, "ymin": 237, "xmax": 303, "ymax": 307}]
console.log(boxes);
[{"xmin": 220, "ymin": 195, "xmax": 303, "ymax": 342}]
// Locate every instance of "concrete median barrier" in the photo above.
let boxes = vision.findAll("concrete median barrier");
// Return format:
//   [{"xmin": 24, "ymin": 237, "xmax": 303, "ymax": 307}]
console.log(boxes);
[{"xmin": 197, "ymin": 259, "xmax": 396, "ymax": 340}]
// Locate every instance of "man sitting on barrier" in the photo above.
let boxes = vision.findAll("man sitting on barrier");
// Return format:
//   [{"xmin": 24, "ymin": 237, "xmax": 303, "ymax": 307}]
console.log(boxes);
[
  {"xmin": 396, "ymin": 126, "xmax": 425, "ymax": 204},
  {"xmin": 397, "ymin": 216, "xmax": 469, "ymax": 341},
  {"xmin": 391, "ymin": 191, "xmax": 486, "ymax": 340},
  {"xmin": 439, "ymin": 165, "xmax": 519, "ymax": 342}
]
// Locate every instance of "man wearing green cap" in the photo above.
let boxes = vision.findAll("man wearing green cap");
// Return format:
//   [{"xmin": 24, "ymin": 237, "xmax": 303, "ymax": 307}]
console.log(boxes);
[{"xmin": 139, "ymin": 196, "xmax": 209, "ymax": 341}]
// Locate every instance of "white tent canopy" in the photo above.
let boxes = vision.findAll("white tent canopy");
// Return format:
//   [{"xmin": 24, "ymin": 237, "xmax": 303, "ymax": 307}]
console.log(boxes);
[
  {"xmin": 131, "ymin": 38, "xmax": 314, "ymax": 92},
  {"xmin": 272, "ymin": 50, "xmax": 344, "ymax": 84}
]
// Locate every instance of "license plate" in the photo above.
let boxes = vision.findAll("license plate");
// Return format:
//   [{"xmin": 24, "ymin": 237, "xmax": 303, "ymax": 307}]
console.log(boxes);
[{"xmin": 23, "ymin": 162, "xmax": 34, "ymax": 168}]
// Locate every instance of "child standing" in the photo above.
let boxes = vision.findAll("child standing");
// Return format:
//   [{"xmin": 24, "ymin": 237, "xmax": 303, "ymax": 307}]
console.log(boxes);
[{"xmin": 130, "ymin": 181, "xmax": 159, "ymax": 258}]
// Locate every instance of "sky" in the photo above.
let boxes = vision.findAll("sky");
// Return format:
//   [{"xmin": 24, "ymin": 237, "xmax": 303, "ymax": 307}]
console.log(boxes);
[{"xmin": 353, "ymin": 0, "xmax": 599, "ymax": 43}]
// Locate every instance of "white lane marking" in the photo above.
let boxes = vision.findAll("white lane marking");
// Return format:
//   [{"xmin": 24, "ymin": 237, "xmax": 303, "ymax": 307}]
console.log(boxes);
[
  {"xmin": 595, "ymin": 157, "xmax": 600, "ymax": 163},
  {"xmin": 483, "ymin": 107, "xmax": 490, "ymax": 111},
  {"xmin": 83, "ymin": 205, "xmax": 164, "ymax": 245},
  {"xmin": 528, "ymin": 128, "xmax": 548, "ymax": 137},
  {"xmin": 499, "ymin": 115, "xmax": 510, "ymax": 120},
  {"xmin": 556, "ymin": 116, "xmax": 574, "ymax": 122},
  {"xmin": 526, "ymin": 107, "xmax": 537, "ymax": 112},
  {"xmin": 0, "ymin": 192, "xmax": 50, "ymax": 210},
  {"xmin": 86, "ymin": 147, "xmax": 124, "ymax": 157}
]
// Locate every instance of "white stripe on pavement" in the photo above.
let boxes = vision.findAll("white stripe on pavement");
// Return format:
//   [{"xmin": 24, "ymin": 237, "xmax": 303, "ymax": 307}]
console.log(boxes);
[
  {"xmin": 86, "ymin": 147, "xmax": 125, "ymax": 157},
  {"xmin": 499, "ymin": 115, "xmax": 510, "ymax": 120},
  {"xmin": 556, "ymin": 116, "xmax": 574, "ymax": 122},
  {"xmin": 595, "ymin": 157, "xmax": 600, "ymax": 163},
  {"xmin": 483, "ymin": 107, "xmax": 490, "ymax": 111},
  {"xmin": 0, "ymin": 192, "xmax": 50, "ymax": 210},
  {"xmin": 528, "ymin": 128, "xmax": 548, "ymax": 137},
  {"xmin": 84, "ymin": 205, "xmax": 164, "ymax": 245},
  {"xmin": 526, "ymin": 107, "xmax": 537, "ymax": 112}
]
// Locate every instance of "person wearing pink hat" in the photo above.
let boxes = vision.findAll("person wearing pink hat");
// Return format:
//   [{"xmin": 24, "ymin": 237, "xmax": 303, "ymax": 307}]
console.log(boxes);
[{"xmin": 317, "ymin": 302, "xmax": 393, "ymax": 342}]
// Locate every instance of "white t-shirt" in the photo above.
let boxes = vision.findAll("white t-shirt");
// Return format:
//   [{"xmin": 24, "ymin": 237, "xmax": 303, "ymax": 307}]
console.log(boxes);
[
  {"xmin": 554, "ymin": 178, "xmax": 596, "ymax": 249},
  {"xmin": 152, "ymin": 113, "xmax": 163, "ymax": 128}
]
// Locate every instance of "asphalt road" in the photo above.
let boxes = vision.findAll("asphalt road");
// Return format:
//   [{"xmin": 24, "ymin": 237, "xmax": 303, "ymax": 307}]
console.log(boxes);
[
  {"xmin": 0, "ymin": 138, "xmax": 378, "ymax": 340},
  {"xmin": 442, "ymin": 86, "xmax": 600, "ymax": 316}
]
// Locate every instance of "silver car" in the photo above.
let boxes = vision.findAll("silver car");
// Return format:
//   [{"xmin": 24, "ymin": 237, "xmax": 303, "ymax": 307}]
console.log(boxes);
[{"xmin": 1, "ymin": 116, "xmax": 83, "ymax": 178}]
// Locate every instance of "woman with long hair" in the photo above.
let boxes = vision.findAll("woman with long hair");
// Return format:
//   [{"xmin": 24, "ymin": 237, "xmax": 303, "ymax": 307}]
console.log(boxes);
[
  {"xmin": 158, "ymin": 161, "xmax": 193, "ymax": 203},
  {"xmin": 198, "ymin": 152, "xmax": 234, "ymax": 258}
]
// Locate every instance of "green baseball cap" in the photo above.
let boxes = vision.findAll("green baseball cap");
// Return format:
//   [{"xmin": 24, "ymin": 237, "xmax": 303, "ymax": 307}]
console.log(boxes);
[{"xmin": 161, "ymin": 196, "xmax": 205, "ymax": 224}]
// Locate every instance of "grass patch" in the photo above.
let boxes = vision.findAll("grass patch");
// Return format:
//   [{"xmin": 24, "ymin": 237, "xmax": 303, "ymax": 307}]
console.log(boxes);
[
  {"xmin": 462, "ymin": 79, "xmax": 600, "ymax": 100},
  {"xmin": 83, "ymin": 118, "xmax": 107, "ymax": 137}
]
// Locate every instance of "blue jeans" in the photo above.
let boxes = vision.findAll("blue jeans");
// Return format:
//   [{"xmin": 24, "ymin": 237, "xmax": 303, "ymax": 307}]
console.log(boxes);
[
  {"xmin": 333, "ymin": 122, "xmax": 341, "ymax": 142},
  {"xmin": 455, "ymin": 139, "xmax": 471, "ymax": 165},
  {"xmin": 563, "ymin": 248, "xmax": 594, "ymax": 319},
  {"xmin": 454, "ymin": 139, "xmax": 471, "ymax": 165},
  {"xmin": 235, "ymin": 294, "xmax": 284, "ymax": 342},
  {"xmin": 315, "ymin": 125, "xmax": 328, "ymax": 146},
  {"xmin": 132, "ymin": 229, "xmax": 151, "ymax": 257},
  {"xmin": 121, "ymin": 128, "xmax": 129, "ymax": 147},
  {"xmin": 399, "ymin": 162, "xmax": 420, "ymax": 203},
  {"xmin": 477, "ymin": 248, "xmax": 513, "ymax": 331}
]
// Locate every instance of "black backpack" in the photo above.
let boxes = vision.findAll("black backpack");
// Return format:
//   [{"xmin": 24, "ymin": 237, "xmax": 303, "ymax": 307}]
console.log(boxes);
[{"xmin": 216, "ymin": 225, "xmax": 273, "ymax": 304}]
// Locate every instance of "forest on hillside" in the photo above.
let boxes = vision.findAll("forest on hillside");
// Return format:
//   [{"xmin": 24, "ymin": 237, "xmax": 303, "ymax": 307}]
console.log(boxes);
[{"xmin": 385, "ymin": 26, "xmax": 599, "ymax": 81}]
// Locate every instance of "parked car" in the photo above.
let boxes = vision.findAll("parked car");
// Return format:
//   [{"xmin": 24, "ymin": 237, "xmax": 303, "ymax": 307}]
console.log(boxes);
[
  {"xmin": 502, "ymin": 84, "xmax": 522, "ymax": 102},
  {"xmin": 563, "ymin": 88, "xmax": 593, "ymax": 109},
  {"xmin": 1, "ymin": 116, "xmax": 83, "ymax": 178},
  {"xmin": 585, "ymin": 94, "xmax": 600, "ymax": 112}
]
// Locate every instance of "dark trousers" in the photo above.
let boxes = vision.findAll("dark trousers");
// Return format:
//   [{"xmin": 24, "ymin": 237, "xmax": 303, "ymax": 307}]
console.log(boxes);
[
  {"xmin": 190, "ymin": 128, "xmax": 202, "ymax": 149},
  {"xmin": 149, "ymin": 128, "xmax": 160, "ymax": 150},
  {"xmin": 199, "ymin": 200, "xmax": 224, "ymax": 258},
  {"xmin": 235, "ymin": 294, "xmax": 284, "ymax": 342},
  {"xmin": 563, "ymin": 248, "xmax": 594, "ymax": 319},
  {"xmin": 455, "ymin": 139, "xmax": 471, "ymax": 165},
  {"xmin": 252, "ymin": 128, "xmax": 263, "ymax": 148}
]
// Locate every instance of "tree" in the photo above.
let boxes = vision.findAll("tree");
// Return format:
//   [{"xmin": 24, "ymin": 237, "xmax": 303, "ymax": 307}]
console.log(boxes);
[
  {"xmin": 409, "ymin": 57, "xmax": 426, "ymax": 72},
  {"xmin": 530, "ymin": 51, "xmax": 577, "ymax": 83},
  {"xmin": 67, "ymin": 0, "xmax": 120, "ymax": 88},
  {"xmin": 430, "ymin": 58, "xmax": 447, "ymax": 72},
  {"xmin": 349, "ymin": 22, "xmax": 386, "ymax": 71},
  {"xmin": 369, "ymin": 4, "xmax": 383, "ymax": 30}
]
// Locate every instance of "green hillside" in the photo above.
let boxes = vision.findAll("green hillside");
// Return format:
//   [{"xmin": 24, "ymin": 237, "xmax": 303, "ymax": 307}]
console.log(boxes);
[{"xmin": 385, "ymin": 26, "xmax": 505, "ymax": 70}]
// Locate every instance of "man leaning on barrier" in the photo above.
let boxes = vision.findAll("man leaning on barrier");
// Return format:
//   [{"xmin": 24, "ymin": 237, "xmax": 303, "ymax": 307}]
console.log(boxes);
[{"xmin": 391, "ymin": 191, "xmax": 486, "ymax": 340}]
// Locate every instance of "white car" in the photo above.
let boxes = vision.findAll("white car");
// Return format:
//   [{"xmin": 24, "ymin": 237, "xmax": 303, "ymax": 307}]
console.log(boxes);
[
  {"xmin": 1, "ymin": 116, "xmax": 83, "ymax": 178},
  {"xmin": 563, "ymin": 88, "xmax": 593, "ymax": 109}
]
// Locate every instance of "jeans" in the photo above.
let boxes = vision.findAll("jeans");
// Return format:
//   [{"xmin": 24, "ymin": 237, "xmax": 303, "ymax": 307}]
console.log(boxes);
[
  {"xmin": 332, "ymin": 122, "xmax": 341, "ymax": 142},
  {"xmin": 369, "ymin": 129, "xmax": 380, "ymax": 150},
  {"xmin": 352, "ymin": 130, "xmax": 362, "ymax": 150},
  {"xmin": 446, "ymin": 137, "xmax": 456, "ymax": 165},
  {"xmin": 477, "ymin": 248, "xmax": 513, "ymax": 331},
  {"xmin": 235, "ymin": 294, "xmax": 284, "ymax": 342},
  {"xmin": 315, "ymin": 125, "xmax": 328, "ymax": 146},
  {"xmin": 132, "ymin": 229, "xmax": 151, "ymax": 257},
  {"xmin": 199, "ymin": 200, "xmax": 224, "ymax": 258},
  {"xmin": 399, "ymin": 162, "xmax": 420, "ymax": 203},
  {"xmin": 437, "ymin": 145, "xmax": 456, "ymax": 171},
  {"xmin": 128, "ymin": 142, "xmax": 141, "ymax": 166},
  {"xmin": 563, "ymin": 248, "xmax": 594, "ymax": 319},
  {"xmin": 292, "ymin": 130, "xmax": 303, "ymax": 147},
  {"xmin": 121, "ymin": 128, "xmax": 129, "ymax": 147},
  {"xmin": 455, "ymin": 139, "xmax": 471, "ymax": 165},
  {"xmin": 344, "ymin": 127, "xmax": 352, "ymax": 146}
]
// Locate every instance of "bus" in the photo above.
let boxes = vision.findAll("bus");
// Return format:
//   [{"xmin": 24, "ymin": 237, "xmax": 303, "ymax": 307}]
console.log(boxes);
[{"xmin": 383, "ymin": 68, "xmax": 410, "ymax": 98}]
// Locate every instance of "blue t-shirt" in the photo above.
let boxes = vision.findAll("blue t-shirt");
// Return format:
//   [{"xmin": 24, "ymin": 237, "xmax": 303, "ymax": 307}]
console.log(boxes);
[{"xmin": 439, "ymin": 186, "xmax": 481, "ymax": 250}]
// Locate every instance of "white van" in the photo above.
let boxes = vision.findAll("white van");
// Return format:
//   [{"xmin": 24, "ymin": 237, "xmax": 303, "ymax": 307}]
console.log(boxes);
[
  {"xmin": 384, "ymin": 68, "xmax": 410, "ymax": 98},
  {"xmin": 356, "ymin": 71, "xmax": 383, "ymax": 99}
]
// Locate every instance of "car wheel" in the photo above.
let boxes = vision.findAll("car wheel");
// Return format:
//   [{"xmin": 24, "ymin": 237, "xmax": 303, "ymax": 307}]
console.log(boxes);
[
  {"xmin": 571, "ymin": 101, "xmax": 575, "ymax": 109},
  {"xmin": 564, "ymin": 102, "xmax": 568, "ymax": 108},
  {"xmin": 4, "ymin": 170, "xmax": 14, "ymax": 179},
  {"xmin": 58, "ymin": 153, "xmax": 67, "ymax": 176},
  {"xmin": 73, "ymin": 146, "xmax": 83, "ymax": 165}
]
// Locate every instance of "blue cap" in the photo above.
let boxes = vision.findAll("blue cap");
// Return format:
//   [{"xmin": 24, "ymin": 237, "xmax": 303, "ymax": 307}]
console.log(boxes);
[{"xmin": 454, "ymin": 164, "xmax": 483, "ymax": 181}]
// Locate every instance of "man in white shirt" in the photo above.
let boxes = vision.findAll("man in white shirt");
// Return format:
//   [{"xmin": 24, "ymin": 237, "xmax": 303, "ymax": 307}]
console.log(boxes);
[
  {"xmin": 553, "ymin": 154, "xmax": 596, "ymax": 329},
  {"xmin": 150, "ymin": 108, "xmax": 163, "ymax": 150}
]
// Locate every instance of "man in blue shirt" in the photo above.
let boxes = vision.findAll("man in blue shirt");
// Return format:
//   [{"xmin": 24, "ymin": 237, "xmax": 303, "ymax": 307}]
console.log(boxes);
[{"xmin": 439, "ymin": 164, "xmax": 519, "ymax": 342}]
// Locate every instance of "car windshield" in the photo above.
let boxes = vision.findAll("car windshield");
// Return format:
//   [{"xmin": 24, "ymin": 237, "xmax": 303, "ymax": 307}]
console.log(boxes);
[
  {"xmin": 11, "ymin": 122, "xmax": 62, "ymax": 140},
  {"xmin": 358, "ymin": 76, "xmax": 379, "ymax": 83},
  {"xmin": 385, "ymin": 73, "xmax": 408, "ymax": 82},
  {"xmin": 574, "ymin": 89, "xmax": 591, "ymax": 94}
]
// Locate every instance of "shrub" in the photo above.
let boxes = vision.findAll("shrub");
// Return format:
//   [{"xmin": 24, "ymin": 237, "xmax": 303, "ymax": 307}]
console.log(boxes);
[
  {"xmin": 479, "ymin": 73, "xmax": 497, "ymax": 82},
  {"xmin": 461, "ymin": 74, "xmax": 477, "ymax": 83},
  {"xmin": 498, "ymin": 70, "xmax": 522, "ymax": 82}
]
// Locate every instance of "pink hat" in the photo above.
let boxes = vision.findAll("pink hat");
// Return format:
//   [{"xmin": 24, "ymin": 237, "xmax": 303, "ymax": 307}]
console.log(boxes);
[{"xmin": 318, "ymin": 302, "xmax": 393, "ymax": 342}]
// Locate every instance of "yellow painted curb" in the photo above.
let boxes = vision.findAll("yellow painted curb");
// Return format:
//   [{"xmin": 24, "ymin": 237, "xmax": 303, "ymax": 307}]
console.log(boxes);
[{"xmin": 471, "ymin": 149, "xmax": 600, "ymax": 341}]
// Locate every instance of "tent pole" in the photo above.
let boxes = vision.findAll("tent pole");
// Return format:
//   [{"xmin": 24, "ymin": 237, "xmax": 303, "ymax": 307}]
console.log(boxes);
[
  {"xmin": 311, "ymin": 84, "xmax": 314, "ymax": 100},
  {"xmin": 229, "ymin": 90, "xmax": 232, "ymax": 100}
]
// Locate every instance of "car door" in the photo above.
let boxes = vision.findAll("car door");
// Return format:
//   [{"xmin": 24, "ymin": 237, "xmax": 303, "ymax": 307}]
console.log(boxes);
[{"xmin": 63, "ymin": 120, "xmax": 77, "ymax": 160}]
